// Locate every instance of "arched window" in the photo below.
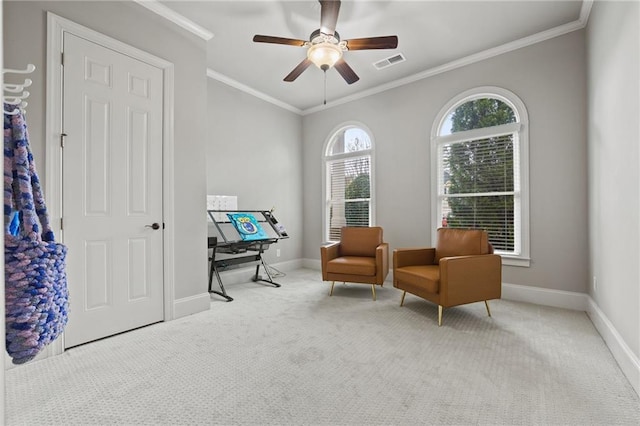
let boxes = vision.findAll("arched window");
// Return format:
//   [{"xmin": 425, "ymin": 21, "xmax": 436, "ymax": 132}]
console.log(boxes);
[
  {"xmin": 432, "ymin": 87, "xmax": 530, "ymax": 266},
  {"xmin": 323, "ymin": 123, "xmax": 375, "ymax": 242}
]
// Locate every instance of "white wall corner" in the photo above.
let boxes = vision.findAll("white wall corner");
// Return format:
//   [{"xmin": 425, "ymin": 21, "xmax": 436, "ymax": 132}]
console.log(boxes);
[
  {"xmin": 501, "ymin": 282, "xmax": 589, "ymax": 311},
  {"xmin": 303, "ymin": 258, "xmax": 322, "ymax": 271},
  {"xmin": 173, "ymin": 292, "xmax": 211, "ymax": 319},
  {"xmin": 587, "ymin": 297, "xmax": 640, "ymax": 397}
]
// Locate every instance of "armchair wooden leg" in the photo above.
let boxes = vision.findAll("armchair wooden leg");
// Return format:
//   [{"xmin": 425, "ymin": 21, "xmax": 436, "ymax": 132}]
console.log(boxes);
[
  {"xmin": 371, "ymin": 284, "xmax": 377, "ymax": 301},
  {"xmin": 485, "ymin": 300, "xmax": 492, "ymax": 317},
  {"xmin": 400, "ymin": 291, "xmax": 406, "ymax": 307},
  {"xmin": 329, "ymin": 281, "xmax": 335, "ymax": 296},
  {"xmin": 438, "ymin": 305, "xmax": 443, "ymax": 327}
]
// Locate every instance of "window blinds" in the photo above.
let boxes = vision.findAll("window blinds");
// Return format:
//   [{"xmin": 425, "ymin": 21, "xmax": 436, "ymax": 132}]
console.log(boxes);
[
  {"xmin": 327, "ymin": 155, "xmax": 371, "ymax": 241},
  {"xmin": 438, "ymin": 133, "xmax": 518, "ymax": 252}
]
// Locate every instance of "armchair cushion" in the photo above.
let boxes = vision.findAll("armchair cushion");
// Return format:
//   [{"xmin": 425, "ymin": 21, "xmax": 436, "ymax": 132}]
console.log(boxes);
[
  {"xmin": 326, "ymin": 256, "xmax": 377, "ymax": 276},
  {"xmin": 393, "ymin": 265, "xmax": 439, "ymax": 293}
]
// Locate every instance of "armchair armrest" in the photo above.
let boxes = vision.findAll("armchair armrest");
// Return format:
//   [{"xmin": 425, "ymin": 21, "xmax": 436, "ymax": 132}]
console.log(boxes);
[
  {"xmin": 393, "ymin": 248, "xmax": 436, "ymax": 269},
  {"xmin": 320, "ymin": 242, "xmax": 341, "ymax": 280},
  {"xmin": 439, "ymin": 254, "xmax": 502, "ymax": 307},
  {"xmin": 376, "ymin": 242, "xmax": 390, "ymax": 284},
  {"xmin": 321, "ymin": 241, "xmax": 340, "ymax": 258}
]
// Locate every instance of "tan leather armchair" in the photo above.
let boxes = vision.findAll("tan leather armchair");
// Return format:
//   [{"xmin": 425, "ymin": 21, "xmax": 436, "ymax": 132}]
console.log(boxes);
[
  {"xmin": 321, "ymin": 227, "xmax": 389, "ymax": 300},
  {"xmin": 393, "ymin": 228, "xmax": 501, "ymax": 326}
]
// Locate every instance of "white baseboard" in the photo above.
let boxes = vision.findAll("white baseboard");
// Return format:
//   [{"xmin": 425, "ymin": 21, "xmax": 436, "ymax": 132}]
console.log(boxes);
[
  {"xmin": 306, "ymin": 259, "xmax": 591, "ymax": 312},
  {"xmin": 501, "ymin": 282, "xmax": 589, "ymax": 311},
  {"xmin": 586, "ymin": 298, "xmax": 640, "ymax": 396},
  {"xmin": 219, "ymin": 261, "xmax": 640, "ymax": 397},
  {"xmin": 268, "ymin": 258, "xmax": 304, "ymax": 272},
  {"xmin": 173, "ymin": 292, "xmax": 210, "ymax": 319},
  {"xmin": 501, "ymin": 282, "xmax": 639, "ymax": 396},
  {"xmin": 302, "ymin": 258, "xmax": 321, "ymax": 271}
]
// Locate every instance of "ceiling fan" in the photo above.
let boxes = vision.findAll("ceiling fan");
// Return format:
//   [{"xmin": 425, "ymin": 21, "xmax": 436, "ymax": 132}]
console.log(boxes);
[{"xmin": 253, "ymin": 0, "xmax": 398, "ymax": 85}]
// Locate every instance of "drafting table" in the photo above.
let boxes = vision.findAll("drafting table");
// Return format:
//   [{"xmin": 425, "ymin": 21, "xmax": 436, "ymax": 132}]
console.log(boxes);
[{"xmin": 207, "ymin": 210, "xmax": 289, "ymax": 302}]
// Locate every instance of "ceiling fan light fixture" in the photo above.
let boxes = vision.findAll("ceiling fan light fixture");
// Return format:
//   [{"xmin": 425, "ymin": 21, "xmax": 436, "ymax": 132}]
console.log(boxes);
[
  {"xmin": 307, "ymin": 42, "xmax": 343, "ymax": 70},
  {"xmin": 254, "ymin": 1, "xmax": 397, "ymax": 86}
]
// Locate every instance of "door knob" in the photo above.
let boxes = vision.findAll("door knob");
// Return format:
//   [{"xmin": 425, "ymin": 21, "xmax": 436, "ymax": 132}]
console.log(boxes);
[{"xmin": 146, "ymin": 223, "xmax": 160, "ymax": 230}]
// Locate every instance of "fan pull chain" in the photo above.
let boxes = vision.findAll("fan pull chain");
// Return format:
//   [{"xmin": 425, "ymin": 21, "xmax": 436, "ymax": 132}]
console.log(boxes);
[{"xmin": 323, "ymin": 70, "xmax": 327, "ymax": 105}]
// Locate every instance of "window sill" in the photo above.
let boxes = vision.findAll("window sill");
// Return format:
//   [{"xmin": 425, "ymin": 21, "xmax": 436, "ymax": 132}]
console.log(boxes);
[{"xmin": 499, "ymin": 255, "xmax": 530, "ymax": 267}]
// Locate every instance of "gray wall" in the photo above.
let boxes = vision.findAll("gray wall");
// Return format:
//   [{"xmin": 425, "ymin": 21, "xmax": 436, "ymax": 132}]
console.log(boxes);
[
  {"xmin": 302, "ymin": 30, "xmax": 589, "ymax": 293},
  {"xmin": 206, "ymin": 80, "xmax": 303, "ymax": 265},
  {"xmin": 587, "ymin": 1, "xmax": 639, "ymax": 359},
  {"xmin": 2, "ymin": 0, "xmax": 637, "ymax": 400},
  {"xmin": 3, "ymin": 1, "xmax": 209, "ymax": 302}
]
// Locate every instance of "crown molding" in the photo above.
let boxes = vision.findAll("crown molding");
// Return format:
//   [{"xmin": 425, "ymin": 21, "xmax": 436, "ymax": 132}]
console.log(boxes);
[
  {"xmin": 579, "ymin": 0, "xmax": 594, "ymax": 26},
  {"xmin": 206, "ymin": 68, "xmax": 303, "ymax": 115},
  {"xmin": 142, "ymin": 0, "xmax": 594, "ymax": 115},
  {"xmin": 133, "ymin": 0, "xmax": 213, "ymax": 41},
  {"xmin": 302, "ymin": 13, "xmax": 591, "ymax": 115}
]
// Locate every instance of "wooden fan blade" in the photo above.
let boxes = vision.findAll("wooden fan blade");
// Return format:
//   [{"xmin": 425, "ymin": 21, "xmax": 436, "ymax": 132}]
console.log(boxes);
[
  {"xmin": 284, "ymin": 58, "xmax": 313, "ymax": 82},
  {"xmin": 319, "ymin": 0, "xmax": 341, "ymax": 36},
  {"xmin": 253, "ymin": 35, "xmax": 307, "ymax": 47},
  {"xmin": 334, "ymin": 58, "xmax": 359, "ymax": 85},
  {"xmin": 345, "ymin": 36, "xmax": 398, "ymax": 50}
]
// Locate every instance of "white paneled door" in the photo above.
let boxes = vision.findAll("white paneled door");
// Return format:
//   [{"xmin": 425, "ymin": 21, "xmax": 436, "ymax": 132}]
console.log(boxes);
[{"xmin": 62, "ymin": 33, "xmax": 164, "ymax": 348}]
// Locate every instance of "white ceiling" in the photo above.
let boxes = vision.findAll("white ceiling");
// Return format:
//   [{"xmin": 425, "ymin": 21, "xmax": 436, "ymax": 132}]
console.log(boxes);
[{"xmin": 154, "ymin": 0, "xmax": 587, "ymax": 113}]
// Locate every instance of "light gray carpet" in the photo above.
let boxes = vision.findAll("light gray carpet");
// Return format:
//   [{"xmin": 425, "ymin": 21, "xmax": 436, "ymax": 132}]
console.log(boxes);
[{"xmin": 5, "ymin": 268, "xmax": 640, "ymax": 425}]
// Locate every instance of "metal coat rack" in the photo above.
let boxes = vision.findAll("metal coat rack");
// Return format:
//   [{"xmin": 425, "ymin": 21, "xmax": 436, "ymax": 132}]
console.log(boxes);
[{"xmin": 3, "ymin": 64, "xmax": 35, "ymax": 115}]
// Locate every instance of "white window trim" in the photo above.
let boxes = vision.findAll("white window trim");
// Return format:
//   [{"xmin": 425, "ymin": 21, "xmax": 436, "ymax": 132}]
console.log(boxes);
[
  {"xmin": 431, "ymin": 86, "xmax": 530, "ymax": 267},
  {"xmin": 322, "ymin": 121, "xmax": 376, "ymax": 242}
]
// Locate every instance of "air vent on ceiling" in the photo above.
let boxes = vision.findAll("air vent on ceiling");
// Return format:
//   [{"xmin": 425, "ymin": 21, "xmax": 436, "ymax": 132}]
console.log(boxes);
[{"xmin": 373, "ymin": 53, "xmax": 406, "ymax": 70}]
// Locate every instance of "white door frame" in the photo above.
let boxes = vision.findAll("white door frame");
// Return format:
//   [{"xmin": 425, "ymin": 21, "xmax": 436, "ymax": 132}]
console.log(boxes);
[{"xmin": 45, "ymin": 12, "xmax": 176, "ymax": 356}]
